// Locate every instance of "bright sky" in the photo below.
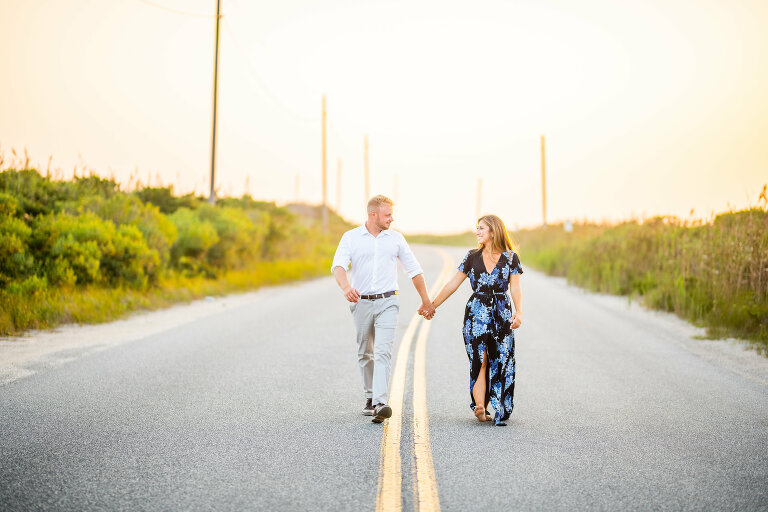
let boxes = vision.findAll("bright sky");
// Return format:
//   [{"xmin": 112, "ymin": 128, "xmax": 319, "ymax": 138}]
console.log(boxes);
[{"xmin": 1, "ymin": 0, "xmax": 767, "ymax": 233}]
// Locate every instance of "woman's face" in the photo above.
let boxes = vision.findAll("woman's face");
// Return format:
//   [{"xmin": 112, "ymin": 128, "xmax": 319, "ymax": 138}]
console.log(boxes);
[{"xmin": 476, "ymin": 220, "xmax": 492, "ymax": 246}]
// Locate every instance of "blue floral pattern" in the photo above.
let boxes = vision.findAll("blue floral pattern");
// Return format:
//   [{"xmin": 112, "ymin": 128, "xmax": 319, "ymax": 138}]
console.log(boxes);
[{"xmin": 458, "ymin": 249, "xmax": 523, "ymax": 424}]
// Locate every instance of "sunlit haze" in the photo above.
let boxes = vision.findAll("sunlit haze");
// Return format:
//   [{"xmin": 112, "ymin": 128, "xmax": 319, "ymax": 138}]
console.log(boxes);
[{"xmin": 1, "ymin": 0, "xmax": 766, "ymax": 233}]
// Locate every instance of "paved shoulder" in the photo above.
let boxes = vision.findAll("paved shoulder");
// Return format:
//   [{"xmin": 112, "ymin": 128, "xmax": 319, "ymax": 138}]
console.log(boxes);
[{"xmin": 425, "ymin": 247, "xmax": 768, "ymax": 511}]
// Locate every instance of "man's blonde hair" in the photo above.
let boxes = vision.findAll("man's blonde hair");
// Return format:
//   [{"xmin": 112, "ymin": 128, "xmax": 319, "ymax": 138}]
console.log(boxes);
[{"xmin": 367, "ymin": 194, "xmax": 394, "ymax": 213}]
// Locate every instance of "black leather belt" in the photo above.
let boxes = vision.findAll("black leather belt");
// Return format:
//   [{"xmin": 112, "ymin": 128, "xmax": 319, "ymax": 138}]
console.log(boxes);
[{"xmin": 360, "ymin": 291, "xmax": 397, "ymax": 300}]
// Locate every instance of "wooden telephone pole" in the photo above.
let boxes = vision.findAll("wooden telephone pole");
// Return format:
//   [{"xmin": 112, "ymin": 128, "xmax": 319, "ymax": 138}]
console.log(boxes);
[
  {"xmin": 336, "ymin": 158, "xmax": 342, "ymax": 213},
  {"xmin": 208, "ymin": 0, "xmax": 222, "ymax": 204},
  {"xmin": 322, "ymin": 95, "xmax": 328, "ymax": 232},
  {"xmin": 541, "ymin": 135, "xmax": 547, "ymax": 226}
]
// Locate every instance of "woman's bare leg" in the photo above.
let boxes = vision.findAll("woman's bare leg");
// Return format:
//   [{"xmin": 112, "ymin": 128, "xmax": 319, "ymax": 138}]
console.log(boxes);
[{"xmin": 473, "ymin": 351, "xmax": 488, "ymax": 422}]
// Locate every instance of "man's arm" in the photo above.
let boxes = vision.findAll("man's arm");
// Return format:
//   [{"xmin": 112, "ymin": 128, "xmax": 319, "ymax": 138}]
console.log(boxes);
[
  {"xmin": 412, "ymin": 273, "xmax": 432, "ymax": 315},
  {"xmin": 396, "ymin": 235, "xmax": 431, "ymax": 314},
  {"xmin": 334, "ymin": 266, "xmax": 361, "ymax": 303},
  {"xmin": 331, "ymin": 233, "xmax": 360, "ymax": 302}
]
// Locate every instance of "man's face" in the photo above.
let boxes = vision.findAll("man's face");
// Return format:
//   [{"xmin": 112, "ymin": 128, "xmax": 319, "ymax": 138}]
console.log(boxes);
[{"xmin": 372, "ymin": 205, "xmax": 394, "ymax": 230}]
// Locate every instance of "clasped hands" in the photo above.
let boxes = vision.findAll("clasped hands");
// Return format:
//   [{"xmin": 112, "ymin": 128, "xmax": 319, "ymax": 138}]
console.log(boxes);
[{"xmin": 418, "ymin": 302, "xmax": 436, "ymax": 320}]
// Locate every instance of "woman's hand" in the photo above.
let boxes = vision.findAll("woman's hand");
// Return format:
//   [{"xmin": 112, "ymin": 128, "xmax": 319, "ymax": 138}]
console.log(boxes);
[
  {"xmin": 510, "ymin": 311, "xmax": 522, "ymax": 329},
  {"xmin": 418, "ymin": 302, "xmax": 436, "ymax": 320}
]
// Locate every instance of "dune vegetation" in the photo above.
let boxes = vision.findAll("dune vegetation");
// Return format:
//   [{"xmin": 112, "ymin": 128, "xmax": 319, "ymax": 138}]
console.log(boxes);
[
  {"xmin": 409, "ymin": 188, "xmax": 768, "ymax": 352},
  {"xmin": 0, "ymin": 167, "xmax": 352, "ymax": 336}
]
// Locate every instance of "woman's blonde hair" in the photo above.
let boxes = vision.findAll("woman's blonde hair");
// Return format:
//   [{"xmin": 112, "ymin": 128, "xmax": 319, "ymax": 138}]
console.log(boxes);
[{"xmin": 477, "ymin": 214, "xmax": 516, "ymax": 253}]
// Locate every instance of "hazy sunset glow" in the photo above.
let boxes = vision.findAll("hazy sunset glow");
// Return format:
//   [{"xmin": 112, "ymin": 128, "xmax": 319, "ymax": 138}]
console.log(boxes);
[{"xmin": 1, "ymin": 0, "xmax": 766, "ymax": 233}]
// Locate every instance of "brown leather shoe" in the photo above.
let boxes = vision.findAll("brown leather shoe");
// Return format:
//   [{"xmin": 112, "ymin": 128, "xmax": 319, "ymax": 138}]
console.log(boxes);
[
  {"xmin": 362, "ymin": 398, "xmax": 374, "ymax": 416},
  {"xmin": 372, "ymin": 403, "xmax": 392, "ymax": 423}
]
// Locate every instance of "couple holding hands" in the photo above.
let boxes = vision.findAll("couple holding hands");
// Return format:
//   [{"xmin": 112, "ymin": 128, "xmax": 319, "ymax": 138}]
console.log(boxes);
[{"xmin": 332, "ymin": 195, "xmax": 523, "ymax": 427}]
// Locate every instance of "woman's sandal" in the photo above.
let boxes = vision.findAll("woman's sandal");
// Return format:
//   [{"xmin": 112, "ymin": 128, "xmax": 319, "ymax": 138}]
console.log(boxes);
[{"xmin": 474, "ymin": 405, "xmax": 487, "ymax": 422}]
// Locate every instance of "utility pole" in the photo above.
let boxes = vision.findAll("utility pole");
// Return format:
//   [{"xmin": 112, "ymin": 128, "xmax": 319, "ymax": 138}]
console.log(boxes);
[
  {"xmin": 208, "ymin": 0, "xmax": 221, "ymax": 204},
  {"xmin": 322, "ymin": 95, "xmax": 328, "ymax": 232},
  {"xmin": 336, "ymin": 158, "xmax": 342, "ymax": 213},
  {"xmin": 540, "ymin": 135, "xmax": 547, "ymax": 226},
  {"xmin": 294, "ymin": 173, "xmax": 299, "ymax": 202},
  {"xmin": 364, "ymin": 135, "xmax": 370, "ymax": 201},
  {"xmin": 476, "ymin": 178, "xmax": 482, "ymax": 220}
]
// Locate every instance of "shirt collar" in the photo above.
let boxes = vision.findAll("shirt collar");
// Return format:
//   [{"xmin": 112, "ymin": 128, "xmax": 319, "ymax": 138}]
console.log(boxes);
[{"xmin": 359, "ymin": 224, "xmax": 391, "ymax": 237}]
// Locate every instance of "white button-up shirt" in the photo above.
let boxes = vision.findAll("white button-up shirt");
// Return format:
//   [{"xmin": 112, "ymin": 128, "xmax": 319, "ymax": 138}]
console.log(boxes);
[{"xmin": 331, "ymin": 225, "xmax": 423, "ymax": 295}]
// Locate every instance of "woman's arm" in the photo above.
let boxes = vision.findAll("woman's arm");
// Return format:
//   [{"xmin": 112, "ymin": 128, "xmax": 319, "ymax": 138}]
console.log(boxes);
[
  {"xmin": 432, "ymin": 271, "xmax": 467, "ymax": 309},
  {"xmin": 509, "ymin": 274, "xmax": 522, "ymax": 329}
]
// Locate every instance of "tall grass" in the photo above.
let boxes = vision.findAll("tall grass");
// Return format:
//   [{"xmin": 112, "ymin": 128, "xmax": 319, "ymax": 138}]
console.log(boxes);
[
  {"xmin": 519, "ymin": 200, "xmax": 768, "ymax": 350},
  {"xmin": 409, "ymin": 190, "xmax": 768, "ymax": 352}
]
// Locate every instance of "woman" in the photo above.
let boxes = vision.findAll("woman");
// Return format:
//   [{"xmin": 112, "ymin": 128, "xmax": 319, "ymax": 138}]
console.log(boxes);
[{"xmin": 430, "ymin": 215, "xmax": 523, "ymax": 426}]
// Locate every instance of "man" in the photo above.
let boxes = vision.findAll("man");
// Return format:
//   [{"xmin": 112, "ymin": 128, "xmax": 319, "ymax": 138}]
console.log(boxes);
[{"xmin": 332, "ymin": 195, "xmax": 432, "ymax": 423}]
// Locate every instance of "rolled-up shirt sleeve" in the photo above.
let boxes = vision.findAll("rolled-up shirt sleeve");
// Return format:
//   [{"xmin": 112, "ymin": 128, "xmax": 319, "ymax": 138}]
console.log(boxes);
[
  {"xmin": 331, "ymin": 233, "xmax": 352, "ymax": 274},
  {"xmin": 397, "ymin": 236, "xmax": 423, "ymax": 278}
]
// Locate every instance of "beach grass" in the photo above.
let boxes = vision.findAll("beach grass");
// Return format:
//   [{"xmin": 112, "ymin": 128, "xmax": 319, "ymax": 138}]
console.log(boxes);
[{"xmin": 408, "ymin": 190, "xmax": 768, "ymax": 353}]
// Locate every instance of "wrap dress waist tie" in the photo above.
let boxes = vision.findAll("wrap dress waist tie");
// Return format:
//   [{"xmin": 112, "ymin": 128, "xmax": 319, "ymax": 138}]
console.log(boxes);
[{"xmin": 472, "ymin": 290, "xmax": 509, "ymax": 313}]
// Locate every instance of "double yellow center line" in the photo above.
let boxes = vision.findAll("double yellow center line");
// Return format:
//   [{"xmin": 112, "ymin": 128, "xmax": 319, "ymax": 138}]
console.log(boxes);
[{"xmin": 376, "ymin": 248, "xmax": 453, "ymax": 512}]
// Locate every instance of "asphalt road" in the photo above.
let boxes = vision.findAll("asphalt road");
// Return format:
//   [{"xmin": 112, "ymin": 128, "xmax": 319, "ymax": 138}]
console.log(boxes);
[{"xmin": 1, "ymin": 245, "xmax": 766, "ymax": 511}]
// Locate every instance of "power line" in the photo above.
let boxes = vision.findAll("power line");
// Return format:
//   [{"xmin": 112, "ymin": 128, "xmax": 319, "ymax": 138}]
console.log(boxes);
[{"xmin": 135, "ymin": 0, "xmax": 218, "ymax": 18}]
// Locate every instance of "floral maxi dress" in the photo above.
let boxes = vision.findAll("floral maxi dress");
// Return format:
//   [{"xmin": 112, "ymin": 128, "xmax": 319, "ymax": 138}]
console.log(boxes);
[{"xmin": 458, "ymin": 249, "xmax": 523, "ymax": 425}]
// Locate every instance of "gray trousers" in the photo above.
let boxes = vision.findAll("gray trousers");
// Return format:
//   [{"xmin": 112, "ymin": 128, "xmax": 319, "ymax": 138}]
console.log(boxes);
[{"xmin": 350, "ymin": 295, "xmax": 399, "ymax": 406}]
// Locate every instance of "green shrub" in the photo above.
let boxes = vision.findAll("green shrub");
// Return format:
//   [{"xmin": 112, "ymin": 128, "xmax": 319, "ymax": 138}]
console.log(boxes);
[
  {"xmin": 134, "ymin": 186, "xmax": 201, "ymax": 214},
  {"xmin": 79, "ymin": 194, "xmax": 177, "ymax": 267},
  {"xmin": 5, "ymin": 275, "xmax": 48, "ymax": 295},
  {"xmin": 197, "ymin": 204, "xmax": 268, "ymax": 269},
  {"xmin": 0, "ymin": 169, "xmax": 121, "ymax": 216},
  {"xmin": 31, "ymin": 211, "xmax": 159, "ymax": 288},
  {"xmin": 0, "ymin": 194, "xmax": 35, "ymax": 287},
  {"xmin": 0, "ymin": 167, "xmax": 355, "ymax": 335},
  {"xmin": 101, "ymin": 224, "xmax": 160, "ymax": 288},
  {"xmin": 169, "ymin": 207, "xmax": 219, "ymax": 275}
]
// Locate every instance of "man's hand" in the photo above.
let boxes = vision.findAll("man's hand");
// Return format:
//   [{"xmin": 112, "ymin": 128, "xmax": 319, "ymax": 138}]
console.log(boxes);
[
  {"xmin": 418, "ymin": 302, "xmax": 436, "ymax": 320},
  {"xmin": 344, "ymin": 286, "xmax": 361, "ymax": 303}
]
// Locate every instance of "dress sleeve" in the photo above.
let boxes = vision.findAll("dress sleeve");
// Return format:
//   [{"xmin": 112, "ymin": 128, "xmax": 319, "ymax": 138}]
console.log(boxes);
[
  {"xmin": 508, "ymin": 251, "xmax": 523, "ymax": 275},
  {"xmin": 458, "ymin": 250, "xmax": 473, "ymax": 274}
]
